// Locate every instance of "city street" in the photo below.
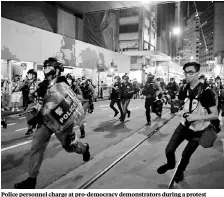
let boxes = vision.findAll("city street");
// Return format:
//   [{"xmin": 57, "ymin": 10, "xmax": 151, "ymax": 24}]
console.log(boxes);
[{"xmin": 2, "ymin": 99, "xmax": 224, "ymax": 189}]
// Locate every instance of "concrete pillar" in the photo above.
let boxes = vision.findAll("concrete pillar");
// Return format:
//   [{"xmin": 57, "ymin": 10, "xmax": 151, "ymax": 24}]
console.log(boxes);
[
  {"xmin": 7, "ymin": 60, "xmax": 12, "ymax": 81},
  {"xmin": 115, "ymin": 10, "xmax": 120, "ymax": 52},
  {"xmin": 33, "ymin": 62, "xmax": 37, "ymax": 71},
  {"xmin": 138, "ymin": 7, "xmax": 144, "ymax": 51}
]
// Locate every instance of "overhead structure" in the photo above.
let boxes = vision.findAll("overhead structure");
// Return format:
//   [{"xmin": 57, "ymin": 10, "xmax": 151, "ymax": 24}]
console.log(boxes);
[
  {"xmin": 54, "ymin": 1, "xmax": 175, "ymax": 16},
  {"xmin": 122, "ymin": 50, "xmax": 171, "ymax": 61}
]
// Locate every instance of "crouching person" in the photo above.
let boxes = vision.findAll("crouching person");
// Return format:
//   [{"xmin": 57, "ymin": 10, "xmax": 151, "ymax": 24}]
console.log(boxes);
[
  {"xmin": 14, "ymin": 57, "xmax": 90, "ymax": 189},
  {"xmin": 157, "ymin": 62, "xmax": 219, "ymax": 183}
]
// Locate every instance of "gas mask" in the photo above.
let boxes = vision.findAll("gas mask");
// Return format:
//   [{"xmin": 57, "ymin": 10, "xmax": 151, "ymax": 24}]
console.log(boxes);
[
  {"xmin": 44, "ymin": 66, "xmax": 56, "ymax": 79},
  {"xmin": 200, "ymin": 79, "xmax": 205, "ymax": 84},
  {"xmin": 67, "ymin": 79, "xmax": 72, "ymax": 85}
]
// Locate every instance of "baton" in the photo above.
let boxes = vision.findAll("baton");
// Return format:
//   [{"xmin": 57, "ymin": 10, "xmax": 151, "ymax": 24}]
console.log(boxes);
[{"xmin": 19, "ymin": 109, "xmax": 36, "ymax": 116}]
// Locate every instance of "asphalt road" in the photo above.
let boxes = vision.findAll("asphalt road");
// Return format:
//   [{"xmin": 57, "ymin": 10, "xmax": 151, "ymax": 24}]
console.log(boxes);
[{"xmin": 1, "ymin": 99, "xmax": 170, "ymax": 189}]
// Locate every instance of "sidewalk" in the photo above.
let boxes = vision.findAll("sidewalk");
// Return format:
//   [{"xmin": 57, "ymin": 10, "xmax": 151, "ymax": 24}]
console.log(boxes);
[{"xmin": 46, "ymin": 115, "xmax": 224, "ymax": 189}]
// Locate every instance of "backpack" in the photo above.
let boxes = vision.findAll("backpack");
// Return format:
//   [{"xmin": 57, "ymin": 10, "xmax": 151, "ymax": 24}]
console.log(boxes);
[{"xmin": 183, "ymin": 83, "xmax": 220, "ymax": 133}]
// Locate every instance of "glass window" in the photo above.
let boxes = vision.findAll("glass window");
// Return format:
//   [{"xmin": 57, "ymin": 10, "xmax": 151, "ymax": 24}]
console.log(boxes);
[{"xmin": 119, "ymin": 24, "xmax": 139, "ymax": 33}]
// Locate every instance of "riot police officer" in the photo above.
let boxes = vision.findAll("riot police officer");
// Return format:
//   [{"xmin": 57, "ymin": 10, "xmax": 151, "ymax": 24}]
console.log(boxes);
[
  {"xmin": 142, "ymin": 73, "xmax": 162, "ymax": 125},
  {"xmin": 120, "ymin": 75, "xmax": 134, "ymax": 122},
  {"xmin": 14, "ymin": 57, "xmax": 90, "ymax": 189},
  {"xmin": 110, "ymin": 76, "xmax": 123, "ymax": 118},
  {"xmin": 14, "ymin": 69, "xmax": 38, "ymax": 135},
  {"xmin": 79, "ymin": 76, "xmax": 95, "ymax": 138}
]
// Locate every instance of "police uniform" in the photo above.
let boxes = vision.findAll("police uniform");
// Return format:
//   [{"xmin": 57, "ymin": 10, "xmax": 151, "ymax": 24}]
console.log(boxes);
[
  {"xmin": 120, "ymin": 79, "xmax": 134, "ymax": 122},
  {"xmin": 110, "ymin": 81, "xmax": 123, "ymax": 117},
  {"xmin": 14, "ymin": 58, "xmax": 90, "ymax": 189}
]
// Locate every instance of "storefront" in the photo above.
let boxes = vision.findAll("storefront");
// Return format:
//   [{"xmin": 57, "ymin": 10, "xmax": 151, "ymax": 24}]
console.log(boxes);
[{"xmin": 123, "ymin": 50, "xmax": 184, "ymax": 84}]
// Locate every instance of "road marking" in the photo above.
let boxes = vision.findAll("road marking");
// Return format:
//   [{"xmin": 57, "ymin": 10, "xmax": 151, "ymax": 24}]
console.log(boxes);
[
  {"xmin": 15, "ymin": 127, "xmax": 28, "ymax": 132},
  {"xmin": 1, "ymin": 140, "xmax": 32, "ymax": 152},
  {"xmin": 129, "ymin": 107, "xmax": 139, "ymax": 111},
  {"xmin": 8, "ymin": 123, "xmax": 16, "ymax": 126},
  {"xmin": 100, "ymin": 105, "xmax": 109, "ymax": 107},
  {"xmin": 2, "ymin": 122, "xmax": 88, "ymax": 152},
  {"xmin": 19, "ymin": 117, "xmax": 26, "ymax": 119},
  {"xmin": 8, "ymin": 114, "xmax": 20, "ymax": 118},
  {"xmin": 101, "ymin": 108, "xmax": 108, "ymax": 111}
]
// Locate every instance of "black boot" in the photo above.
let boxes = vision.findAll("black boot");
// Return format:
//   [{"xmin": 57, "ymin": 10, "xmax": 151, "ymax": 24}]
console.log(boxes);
[
  {"xmin": 114, "ymin": 111, "xmax": 119, "ymax": 117},
  {"xmin": 174, "ymin": 157, "xmax": 188, "ymax": 183},
  {"xmin": 14, "ymin": 177, "xmax": 37, "ymax": 189},
  {"xmin": 146, "ymin": 121, "xmax": 151, "ymax": 126},
  {"xmin": 157, "ymin": 163, "xmax": 175, "ymax": 174},
  {"xmin": 1, "ymin": 118, "xmax": 7, "ymax": 128},
  {"xmin": 25, "ymin": 128, "xmax": 33, "ymax": 135},
  {"xmin": 80, "ymin": 126, "xmax": 85, "ymax": 138},
  {"xmin": 83, "ymin": 143, "xmax": 90, "ymax": 162},
  {"xmin": 174, "ymin": 169, "xmax": 184, "ymax": 183},
  {"xmin": 127, "ymin": 110, "xmax": 131, "ymax": 118}
]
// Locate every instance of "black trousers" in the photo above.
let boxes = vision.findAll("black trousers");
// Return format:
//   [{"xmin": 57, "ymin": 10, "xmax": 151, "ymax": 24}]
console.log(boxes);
[
  {"xmin": 110, "ymin": 98, "xmax": 123, "ymax": 116},
  {"xmin": 165, "ymin": 123, "xmax": 199, "ymax": 171},
  {"xmin": 120, "ymin": 99, "xmax": 130, "ymax": 121},
  {"xmin": 145, "ymin": 97, "xmax": 162, "ymax": 122}
]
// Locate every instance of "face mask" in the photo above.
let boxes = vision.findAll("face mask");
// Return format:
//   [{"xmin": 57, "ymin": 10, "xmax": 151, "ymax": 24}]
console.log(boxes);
[
  {"xmin": 67, "ymin": 79, "xmax": 72, "ymax": 85},
  {"xmin": 27, "ymin": 74, "xmax": 33, "ymax": 80},
  {"xmin": 200, "ymin": 79, "xmax": 205, "ymax": 84},
  {"xmin": 186, "ymin": 73, "xmax": 197, "ymax": 84}
]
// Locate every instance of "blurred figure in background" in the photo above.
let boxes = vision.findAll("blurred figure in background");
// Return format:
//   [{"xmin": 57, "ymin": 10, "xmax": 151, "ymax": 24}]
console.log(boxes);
[{"xmin": 11, "ymin": 75, "xmax": 22, "ymax": 112}]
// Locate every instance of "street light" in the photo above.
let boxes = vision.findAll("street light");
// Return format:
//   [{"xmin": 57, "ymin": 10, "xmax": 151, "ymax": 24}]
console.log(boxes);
[
  {"xmin": 172, "ymin": 27, "xmax": 181, "ymax": 35},
  {"xmin": 110, "ymin": 67, "xmax": 115, "ymax": 73},
  {"xmin": 168, "ymin": 27, "xmax": 181, "ymax": 81}
]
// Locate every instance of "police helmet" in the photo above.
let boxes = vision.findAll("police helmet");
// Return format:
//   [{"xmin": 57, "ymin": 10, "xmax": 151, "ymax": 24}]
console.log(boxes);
[
  {"xmin": 199, "ymin": 74, "xmax": 206, "ymax": 79},
  {"xmin": 66, "ymin": 73, "xmax": 75, "ymax": 80},
  {"xmin": 114, "ymin": 76, "xmax": 121, "ymax": 81},
  {"xmin": 82, "ymin": 76, "xmax": 87, "ymax": 81},
  {"xmin": 215, "ymin": 76, "xmax": 221, "ymax": 81},
  {"xmin": 122, "ymin": 75, "xmax": 129, "ymax": 81},
  {"xmin": 146, "ymin": 73, "xmax": 154, "ymax": 82},
  {"xmin": 43, "ymin": 57, "xmax": 64, "ymax": 78},
  {"xmin": 27, "ymin": 69, "xmax": 37, "ymax": 80}
]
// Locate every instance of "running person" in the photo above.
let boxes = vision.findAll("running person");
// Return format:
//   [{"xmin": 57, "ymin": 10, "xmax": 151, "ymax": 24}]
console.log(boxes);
[{"xmin": 14, "ymin": 58, "xmax": 90, "ymax": 189}]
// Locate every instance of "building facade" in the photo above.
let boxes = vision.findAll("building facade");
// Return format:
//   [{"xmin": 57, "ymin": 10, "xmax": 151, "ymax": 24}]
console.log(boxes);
[
  {"xmin": 199, "ymin": 2, "xmax": 224, "ymax": 72},
  {"xmin": 182, "ymin": 12, "xmax": 201, "ymax": 63},
  {"xmin": 156, "ymin": 3, "xmax": 176, "ymax": 57},
  {"xmin": 118, "ymin": 5, "xmax": 157, "ymax": 52}
]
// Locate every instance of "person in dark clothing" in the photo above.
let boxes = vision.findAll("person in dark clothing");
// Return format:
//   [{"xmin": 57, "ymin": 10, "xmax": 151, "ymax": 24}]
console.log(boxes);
[
  {"xmin": 14, "ymin": 70, "xmax": 38, "ymax": 135},
  {"xmin": 110, "ymin": 76, "xmax": 123, "ymax": 117},
  {"xmin": 66, "ymin": 74, "xmax": 88, "ymax": 138},
  {"xmin": 79, "ymin": 77, "xmax": 95, "ymax": 138},
  {"xmin": 86, "ymin": 79, "xmax": 95, "ymax": 113},
  {"xmin": 14, "ymin": 57, "xmax": 90, "ymax": 189},
  {"xmin": 120, "ymin": 75, "xmax": 135, "ymax": 122},
  {"xmin": 166, "ymin": 78, "xmax": 179, "ymax": 113},
  {"xmin": 160, "ymin": 78, "xmax": 166, "ymax": 91},
  {"xmin": 157, "ymin": 62, "xmax": 218, "ymax": 183},
  {"xmin": 142, "ymin": 74, "xmax": 162, "ymax": 125}
]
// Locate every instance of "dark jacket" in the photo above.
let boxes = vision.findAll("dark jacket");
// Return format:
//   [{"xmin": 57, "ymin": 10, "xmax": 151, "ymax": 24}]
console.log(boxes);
[
  {"xmin": 110, "ymin": 82, "xmax": 121, "ymax": 99},
  {"xmin": 142, "ymin": 81, "xmax": 160, "ymax": 98},
  {"xmin": 120, "ymin": 82, "xmax": 135, "ymax": 99}
]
